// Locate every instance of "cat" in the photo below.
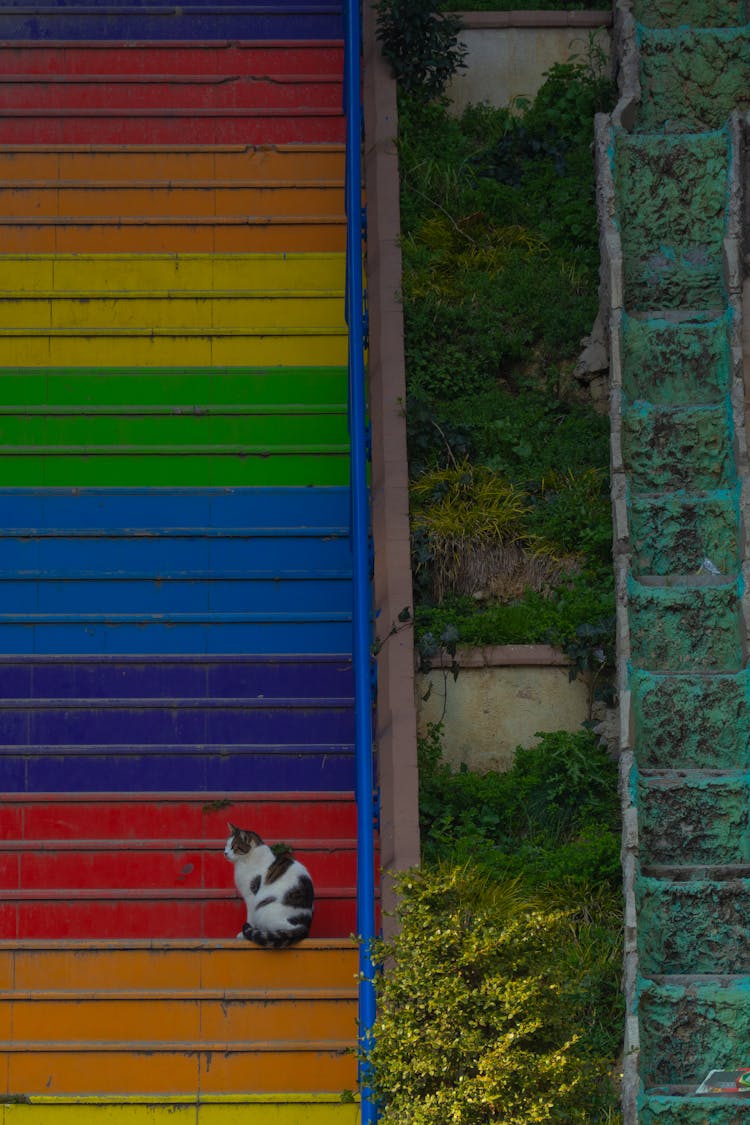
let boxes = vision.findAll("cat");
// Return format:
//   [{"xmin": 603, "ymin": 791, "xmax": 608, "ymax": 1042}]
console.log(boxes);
[{"xmin": 224, "ymin": 822, "xmax": 314, "ymax": 948}]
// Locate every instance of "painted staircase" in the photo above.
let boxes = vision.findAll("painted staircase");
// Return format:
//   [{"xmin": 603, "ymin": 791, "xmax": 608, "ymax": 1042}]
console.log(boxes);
[
  {"xmin": 0, "ymin": 2, "xmax": 365, "ymax": 1123},
  {"xmin": 602, "ymin": 0, "xmax": 750, "ymax": 1120}
]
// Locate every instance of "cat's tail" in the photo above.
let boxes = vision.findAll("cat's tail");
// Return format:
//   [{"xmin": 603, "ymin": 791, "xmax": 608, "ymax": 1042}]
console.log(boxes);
[{"xmin": 241, "ymin": 921, "xmax": 310, "ymax": 948}]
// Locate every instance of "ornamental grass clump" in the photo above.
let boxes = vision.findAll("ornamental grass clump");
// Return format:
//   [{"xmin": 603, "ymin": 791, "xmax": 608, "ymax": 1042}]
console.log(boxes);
[
  {"xmin": 367, "ymin": 861, "xmax": 616, "ymax": 1124},
  {"xmin": 410, "ymin": 459, "xmax": 575, "ymax": 602}
]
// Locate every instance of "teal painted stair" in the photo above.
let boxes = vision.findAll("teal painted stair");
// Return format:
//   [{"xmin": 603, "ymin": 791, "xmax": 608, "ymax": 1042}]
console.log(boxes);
[{"xmin": 603, "ymin": 0, "xmax": 750, "ymax": 1119}]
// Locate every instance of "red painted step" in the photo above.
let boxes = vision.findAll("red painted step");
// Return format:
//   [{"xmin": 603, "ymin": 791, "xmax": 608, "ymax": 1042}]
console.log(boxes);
[
  {"xmin": 0, "ymin": 889, "xmax": 355, "ymax": 939},
  {"xmin": 0, "ymin": 792, "xmax": 357, "ymax": 840},
  {"xmin": 0, "ymin": 40, "xmax": 344, "ymax": 76}
]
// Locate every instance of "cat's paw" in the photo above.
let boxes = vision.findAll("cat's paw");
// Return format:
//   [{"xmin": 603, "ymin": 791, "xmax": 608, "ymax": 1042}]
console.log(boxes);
[{"xmin": 236, "ymin": 931, "xmax": 245, "ymax": 940}]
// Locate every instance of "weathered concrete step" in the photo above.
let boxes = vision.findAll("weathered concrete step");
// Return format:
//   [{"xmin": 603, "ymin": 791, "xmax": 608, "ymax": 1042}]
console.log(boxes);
[
  {"xmin": 629, "ymin": 489, "xmax": 740, "ymax": 577},
  {"xmin": 639, "ymin": 978, "xmax": 750, "ymax": 1089},
  {"xmin": 638, "ymin": 875, "xmax": 750, "ymax": 974},
  {"xmin": 621, "ymin": 310, "xmax": 732, "ymax": 406},
  {"xmin": 637, "ymin": 27, "xmax": 750, "ymax": 132},
  {"xmin": 637, "ymin": 772, "xmax": 750, "ymax": 866},
  {"xmin": 631, "ymin": 669, "xmax": 750, "ymax": 771},
  {"xmin": 628, "ymin": 576, "xmax": 744, "ymax": 672},
  {"xmin": 621, "ymin": 401, "xmax": 736, "ymax": 492}
]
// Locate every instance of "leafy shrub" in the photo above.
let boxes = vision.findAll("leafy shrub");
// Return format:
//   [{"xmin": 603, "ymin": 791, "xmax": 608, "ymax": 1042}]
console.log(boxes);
[
  {"xmin": 368, "ymin": 861, "xmax": 622, "ymax": 1123},
  {"xmin": 377, "ymin": 0, "xmax": 466, "ymax": 99},
  {"xmin": 417, "ymin": 725, "xmax": 620, "ymax": 878}
]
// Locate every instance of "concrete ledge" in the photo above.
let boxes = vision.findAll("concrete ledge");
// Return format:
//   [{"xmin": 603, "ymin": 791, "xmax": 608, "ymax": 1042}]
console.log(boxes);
[{"xmin": 460, "ymin": 9, "xmax": 613, "ymax": 27}]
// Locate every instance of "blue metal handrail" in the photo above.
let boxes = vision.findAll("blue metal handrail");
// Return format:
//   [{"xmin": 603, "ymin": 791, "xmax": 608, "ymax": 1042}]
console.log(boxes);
[{"xmin": 343, "ymin": 0, "xmax": 377, "ymax": 1122}]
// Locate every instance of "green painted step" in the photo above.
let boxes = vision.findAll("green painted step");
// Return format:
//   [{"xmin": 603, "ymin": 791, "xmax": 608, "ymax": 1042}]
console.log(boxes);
[
  {"xmin": 621, "ymin": 401, "xmax": 736, "ymax": 492},
  {"xmin": 0, "ymin": 367, "xmax": 347, "ymax": 406},
  {"xmin": 621, "ymin": 311, "xmax": 732, "ymax": 406},
  {"xmin": 629, "ymin": 490, "xmax": 740, "ymax": 577},
  {"xmin": 637, "ymin": 772, "xmax": 750, "ymax": 867}
]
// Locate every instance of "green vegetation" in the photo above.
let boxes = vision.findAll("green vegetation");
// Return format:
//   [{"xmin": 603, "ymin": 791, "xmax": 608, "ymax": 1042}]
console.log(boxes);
[
  {"xmin": 368, "ymin": 727, "xmax": 623, "ymax": 1123},
  {"xmin": 398, "ymin": 55, "xmax": 616, "ymax": 659}
]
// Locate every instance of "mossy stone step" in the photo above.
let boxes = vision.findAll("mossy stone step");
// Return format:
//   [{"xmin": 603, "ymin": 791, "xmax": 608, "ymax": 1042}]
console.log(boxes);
[
  {"xmin": 632, "ymin": 670, "xmax": 750, "ymax": 771},
  {"xmin": 621, "ymin": 311, "xmax": 731, "ymax": 406},
  {"xmin": 628, "ymin": 576, "xmax": 744, "ymax": 672},
  {"xmin": 621, "ymin": 400, "xmax": 735, "ymax": 493},
  {"xmin": 637, "ymin": 877, "xmax": 750, "ymax": 975},
  {"xmin": 639, "ymin": 978, "xmax": 750, "ymax": 1088},
  {"xmin": 637, "ymin": 772, "xmax": 750, "ymax": 867},
  {"xmin": 638, "ymin": 28, "xmax": 750, "ymax": 132},
  {"xmin": 629, "ymin": 490, "xmax": 740, "ymax": 577}
]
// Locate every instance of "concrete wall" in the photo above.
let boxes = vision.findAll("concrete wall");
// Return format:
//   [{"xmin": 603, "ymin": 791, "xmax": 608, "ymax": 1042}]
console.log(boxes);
[
  {"xmin": 446, "ymin": 11, "xmax": 613, "ymax": 114},
  {"xmin": 417, "ymin": 645, "xmax": 591, "ymax": 771}
]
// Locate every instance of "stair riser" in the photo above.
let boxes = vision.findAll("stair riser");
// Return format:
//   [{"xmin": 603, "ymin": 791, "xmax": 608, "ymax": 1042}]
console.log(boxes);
[
  {"xmin": 0, "ymin": 897, "xmax": 355, "ymax": 939},
  {"xmin": 0, "ymin": 296, "xmax": 344, "ymax": 328},
  {"xmin": 621, "ymin": 310, "xmax": 732, "ymax": 406},
  {"xmin": 0, "ymin": 335, "xmax": 348, "ymax": 367},
  {"xmin": 639, "ymin": 1096, "xmax": 750, "ymax": 1122},
  {"xmin": 629, "ymin": 491, "xmax": 740, "ymax": 578},
  {"xmin": 628, "ymin": 578, "xmax": 744, "ymax": 672},
  {"xmin": 622, "ymin": 402, "xmax": 736, "ymax": 493},
  {"xmin": 0, "ymin": 750, "xmax": 355, "ymax": 792}
]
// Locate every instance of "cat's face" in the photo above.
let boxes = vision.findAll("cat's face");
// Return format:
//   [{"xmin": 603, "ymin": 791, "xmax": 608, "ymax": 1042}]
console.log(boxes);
[{"xmin": 224, "ymin": 822, "xmax": 264, "ymax": 862}]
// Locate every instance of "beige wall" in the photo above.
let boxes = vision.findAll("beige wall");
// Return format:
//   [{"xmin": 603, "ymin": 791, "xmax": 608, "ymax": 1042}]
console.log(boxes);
[
  {"xmin": 417, "ymin": 645, "xmax": 590, "ymax": 772},
  {"xmin": 446, "ymin": 11, "xmax": 612, "ymax": 114}
]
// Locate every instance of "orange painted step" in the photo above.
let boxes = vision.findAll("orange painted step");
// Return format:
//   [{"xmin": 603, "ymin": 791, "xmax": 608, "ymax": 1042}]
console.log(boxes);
[
  {"xmin": 0, "ymin": 144, "xmax": 345, "ymax": 182},
  {"xmin": 0, "ymin": 939, "xmax": 358, "ymax": 1096},
  {"xmin": 0, "ymin": 215, "xmax": 345, "ymax": 253},
  {"xmin": 5, "ymin": 990, "xmax": 356, "ymax": 1042},
  {"xmin": 2, "ymin": 1042, "xmax": 356, "ymax": 1095},
  {"xmin": 0, "ymin": 938, "xmax": 357, "ymax": 991}
]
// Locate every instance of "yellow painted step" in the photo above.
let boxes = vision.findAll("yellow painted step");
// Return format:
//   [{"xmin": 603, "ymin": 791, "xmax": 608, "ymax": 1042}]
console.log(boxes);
[
  {"xmin": 2, "ymin": 1094, "xmax": 360, "ymax": 1125},
  {"xmin": 0, "ymin": 295, "xmax": 344, "ymax": 330},
  {"xmin": 0, "ymin": 331, "xmax": 347, "ymax": 367},
  {"xmin": 0, "ymin": 253, "xmax": 345, "ymax": 293}
]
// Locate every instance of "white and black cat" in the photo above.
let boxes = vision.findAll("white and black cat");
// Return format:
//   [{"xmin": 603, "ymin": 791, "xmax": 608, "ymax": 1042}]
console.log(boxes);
[{"xmin": 224, "ymin": 823, "xmax": 314, "ymax": 948}]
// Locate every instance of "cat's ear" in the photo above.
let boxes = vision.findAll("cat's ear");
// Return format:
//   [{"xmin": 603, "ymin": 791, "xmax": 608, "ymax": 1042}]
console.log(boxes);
[{"xmin": 227, "ymin": 821, "xmax": 238, "ymax": 834}]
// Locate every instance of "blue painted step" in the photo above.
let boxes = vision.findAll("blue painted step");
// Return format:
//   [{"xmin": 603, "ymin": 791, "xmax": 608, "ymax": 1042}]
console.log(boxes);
[{"xmin": 0, "ymin": 4, "xmax": 343, "ymax": 38}]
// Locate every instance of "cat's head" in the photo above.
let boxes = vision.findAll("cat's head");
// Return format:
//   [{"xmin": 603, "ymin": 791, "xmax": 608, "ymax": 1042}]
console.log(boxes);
[{"xmin": 224, "ymin": 822, "xmax": 264, "ymax": 862}]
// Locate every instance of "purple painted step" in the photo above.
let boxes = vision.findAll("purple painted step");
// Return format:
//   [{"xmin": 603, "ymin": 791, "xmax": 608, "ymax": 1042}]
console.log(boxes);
[
  {"xmin": 0, "ymin": 743, "xmax": 354, "ymax": 791},
  {"xmin": 0, "ymin": 655, "xmax": 357, "ymax": 792}
]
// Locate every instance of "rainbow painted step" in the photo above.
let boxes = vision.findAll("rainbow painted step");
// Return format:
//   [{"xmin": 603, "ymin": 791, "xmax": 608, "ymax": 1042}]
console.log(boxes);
[
  {"xmin": 0, "ymin": 655, "xmax": 356, "ymax": 787},
  {"xmin": 0, "ymin": 940, "xmax": 358, "ymax": 1094},
  {"xmin": 0, "ymin": 1094, "xmax": 361, "ymax": 1125},
  {"xmin": 0, "ymin": 3, "xmax": 344, "ymax": 40}
]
